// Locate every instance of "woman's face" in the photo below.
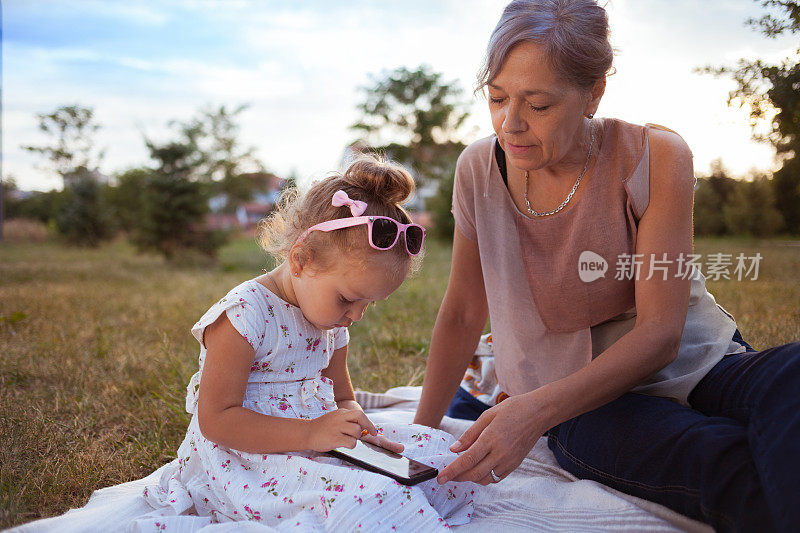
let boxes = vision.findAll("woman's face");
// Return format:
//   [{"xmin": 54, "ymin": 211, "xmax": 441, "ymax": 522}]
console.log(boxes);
[{"xmin": 488, "ymin": 41, "xmax": 599, "ymax": 172}]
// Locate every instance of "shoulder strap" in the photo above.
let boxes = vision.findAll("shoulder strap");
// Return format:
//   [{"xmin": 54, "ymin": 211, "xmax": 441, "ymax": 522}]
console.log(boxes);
[
  {"xmin": 625, "ymin": 122, "xmax": 694, "ymax": 221},
  {"xmin": 625, "ymin": 130, "xmax": 651, "ymax": 221}
]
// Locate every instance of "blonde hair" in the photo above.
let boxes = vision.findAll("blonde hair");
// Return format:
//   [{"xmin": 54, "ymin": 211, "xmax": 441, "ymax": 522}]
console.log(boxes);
[{"xmin": 258, "ymin": 154, "xmax": 422, "ymax": 275}]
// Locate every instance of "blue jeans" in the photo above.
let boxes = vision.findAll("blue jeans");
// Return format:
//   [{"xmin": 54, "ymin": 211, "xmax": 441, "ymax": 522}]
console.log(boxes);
[{"xmin": 445, "ymin": 331, "xmax": 800, "ymax": 532}]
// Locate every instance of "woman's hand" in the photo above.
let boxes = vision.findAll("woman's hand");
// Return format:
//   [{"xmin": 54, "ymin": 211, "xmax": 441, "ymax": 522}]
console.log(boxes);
[{"xmin": 437, "ymin": 393, "xmax": 552, "ymax": 485}]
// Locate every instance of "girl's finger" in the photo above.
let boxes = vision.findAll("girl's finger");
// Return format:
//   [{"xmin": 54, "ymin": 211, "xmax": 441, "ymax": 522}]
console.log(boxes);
[
  {"xmin": 377, "ymin": 436, "xmax": 404, "ymax": 453},
  {"xmin": 355, "ymin": 411, "xmax": 377, "ymax": 436},
  {"xmin": 343, "ymin": 422, "xmax": 363, "ymax": 439},
  {"xmin": 339, "ymin": 436, "xmax": 358, "ymax": 449},
  {"xmin": 361, "ymin": 433, "xmax": 404, "ymax": 453},
  {"xmin": 476, "ymin": 473, "xmax": 494, "ymax": 486}
]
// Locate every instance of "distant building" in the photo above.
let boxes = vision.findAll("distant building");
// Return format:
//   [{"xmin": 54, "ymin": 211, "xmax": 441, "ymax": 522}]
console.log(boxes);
[
  {"xmin": 236, "ymin": 202, "xmax": 273, "ymax": 228},
  {"xmin": 204, "ymin": 213, "xmax": 241, "ymax": 232},
  {"xmin": 205, "ymin": 172, "xmax": 285, "ymax": 232}
]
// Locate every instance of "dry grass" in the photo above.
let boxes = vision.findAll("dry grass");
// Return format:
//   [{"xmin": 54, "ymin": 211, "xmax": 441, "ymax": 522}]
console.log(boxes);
[
  {"xmin": 1, "ymin": 219, "xmax": 50, "ymax": 244},
  {"xmin": 1, "ymin": 236, "xmax": 798, "ymax": 528}
]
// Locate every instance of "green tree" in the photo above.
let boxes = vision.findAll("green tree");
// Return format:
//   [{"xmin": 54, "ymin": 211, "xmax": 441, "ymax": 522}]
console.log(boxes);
[
  {"xmin": 693, "ymin": 160, "xmax": 738, "ymax": 236},
  {"xmin": 702, "ymin": 1, "xmax": 800, "ymax": 234},
  {"xmin": 721, "ymin": 174, "xmax": 784, "ymax": 236},
  {"xmin": 179, "ymin": 105, "xmax": 264, "ymax": 210},
  {"xmin": 353, "ymin": 66, "xmax": 470, "ymax": 146},
  {"xmin": 694, "ymin": 160, "xmax": 784, "ymax": 237},
  {"xmin": 21, "ymin": 105, "xmax": 112, "ymax": 246},
  {"xmin": 351, "ymin": 65, "xmax": 471, "ymax": 238},
  {"xmin": 22, "ymin": 105, "xmax": 105, "ymax": 187},
  {"xmin": 106, "ymin": 168, "xmax": 150, "ymax": 234},
  {"xmin": 131, "ymin": 135, "xmax": 225, "ymax": 260},
  {"xmin": 1, "ymin": 176, "xmax": 19, "ymax": 219},
  {"xmin": 4, "ymin": 187, "xmax": 67, "ymax": 225},
  {"xmin": 56, "ymin": 171, "xmax": 113, "ymax": 246}
]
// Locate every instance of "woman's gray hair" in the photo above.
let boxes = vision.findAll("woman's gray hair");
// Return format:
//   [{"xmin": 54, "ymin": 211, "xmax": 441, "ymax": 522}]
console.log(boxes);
[{"xmin": 477, "ymin": 0, "xmax": 614, "ymax": 92}]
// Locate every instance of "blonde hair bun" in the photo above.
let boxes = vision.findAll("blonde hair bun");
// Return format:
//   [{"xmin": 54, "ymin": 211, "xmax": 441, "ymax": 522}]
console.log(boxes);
[{"xmin": 342, "ymin": 155, "xmax": 416, "ymax": 206}]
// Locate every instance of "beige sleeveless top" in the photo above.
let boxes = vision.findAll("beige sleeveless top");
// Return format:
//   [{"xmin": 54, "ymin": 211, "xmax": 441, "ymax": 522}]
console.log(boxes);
[{"xmin": 452, "ymin": 118, "xmax": 744, "ymax": 405}]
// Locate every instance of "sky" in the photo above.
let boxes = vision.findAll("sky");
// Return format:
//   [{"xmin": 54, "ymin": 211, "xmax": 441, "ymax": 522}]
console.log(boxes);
[{"xmin": 2, "ymin": 0, "xmax": 798, "ymax": 191}]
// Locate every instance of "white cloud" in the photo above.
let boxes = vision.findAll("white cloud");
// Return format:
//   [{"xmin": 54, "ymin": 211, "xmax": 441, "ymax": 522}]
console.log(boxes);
[{"xmin": 67, "ymin": 1, "xmax": 170, "ymax": 26}]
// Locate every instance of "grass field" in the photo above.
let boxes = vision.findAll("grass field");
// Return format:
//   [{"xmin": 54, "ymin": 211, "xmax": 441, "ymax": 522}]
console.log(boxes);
[{"xmin": 1, "ymin": 235, "xmax": 798, "ymax": 528}]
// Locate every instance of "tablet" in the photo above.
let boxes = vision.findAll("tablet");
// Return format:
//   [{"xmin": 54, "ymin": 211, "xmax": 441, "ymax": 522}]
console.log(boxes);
[{"xmin": 328, "ymin": 440, "xmax": 439, "ymax": 486}]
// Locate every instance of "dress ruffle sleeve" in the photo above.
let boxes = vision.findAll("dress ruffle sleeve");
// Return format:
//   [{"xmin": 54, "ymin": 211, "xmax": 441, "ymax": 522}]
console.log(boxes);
[
  {"xmin": 331, "ymin": 326, "xmax": 349, "ymax": 351},
  {"xmin": 191, "ymin": 292, "xmax": 265, "ymax": 351},
  {"xmin": 185, "ymin": 289, "xmax": 267, "ymax": 414}
]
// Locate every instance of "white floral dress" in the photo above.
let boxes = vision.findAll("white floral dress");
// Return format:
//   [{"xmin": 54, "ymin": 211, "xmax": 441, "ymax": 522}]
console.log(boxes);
[{"xmin": 134, "ymin": 279, "xmax": 475, "ymax": 532}]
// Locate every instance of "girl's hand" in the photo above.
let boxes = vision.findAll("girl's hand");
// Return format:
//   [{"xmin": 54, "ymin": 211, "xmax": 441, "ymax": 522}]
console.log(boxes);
[
  {"xmin": 360, "ymin": 431, "xmax": 405, "ymax": 454},
  {"xmin": 436, "ymin": 393, "xmax": 550, "ymax": 485},
  {"xmin": 307, "ymin": 408, "xmax": 373, "ymax": 452},
  {"xmin": 335, "ymin": 399, "xmax": 404, "ymax": 453}
]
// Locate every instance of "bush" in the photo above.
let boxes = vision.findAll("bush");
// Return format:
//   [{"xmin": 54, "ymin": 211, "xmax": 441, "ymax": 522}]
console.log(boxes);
[
  {"xmin": 722, "ymin": 176, "xmax": 784, "ymax": 237},
  {"xmin": 106, "ymin": 168, "xmax": 149, "ymax": 234},
  {"xmin": 694, "ymin": 164, "xmax": 784, "ymax": 238},
  {"xmin": 56, "ymin": 176, "xmax": 114, "ymax": 247},
  {"xmin": 131, "ymin": 172, "xmax": 226, "ymax": 260},
  {"xmin": 429, "ymin": 172, "xmax": 455, "ymax": 240},
  {"xmin": 4, "ymin": 189, "xmax": 68, "ymax": 225}
]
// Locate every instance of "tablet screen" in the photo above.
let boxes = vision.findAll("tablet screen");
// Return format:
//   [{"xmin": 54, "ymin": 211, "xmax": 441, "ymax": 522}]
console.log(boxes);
[{"xmin": 332, "ymin": 440, "xmax": 432, "ymax": 478}]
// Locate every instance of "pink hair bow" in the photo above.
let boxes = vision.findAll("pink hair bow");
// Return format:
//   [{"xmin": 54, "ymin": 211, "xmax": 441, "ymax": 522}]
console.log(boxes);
[{"xmin": 331, "ymin": 190, "xmax": 367, "ymax": 216}]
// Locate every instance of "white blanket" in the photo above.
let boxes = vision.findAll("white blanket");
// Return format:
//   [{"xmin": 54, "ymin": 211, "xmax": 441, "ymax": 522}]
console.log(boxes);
[{"xmin": 10, "ymin": 387, "xmax": 711, "ymax": 532}]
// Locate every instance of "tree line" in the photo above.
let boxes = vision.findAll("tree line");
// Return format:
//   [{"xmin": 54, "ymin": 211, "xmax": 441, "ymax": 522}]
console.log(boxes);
[
  {"xmin": 2, "ymin": 65, "xmax": 473, "ymax": 256},
  {"xmin": 2, "ymin": 0, "xmax": 799, "ymax": 252},
  {"xmin": 3, "ymin": 104, "xmax": 266, "ymax": 258}
]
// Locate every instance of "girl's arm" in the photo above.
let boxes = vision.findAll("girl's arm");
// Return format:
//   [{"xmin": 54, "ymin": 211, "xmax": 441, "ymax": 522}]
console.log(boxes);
[
  {"xmin": 322, "ymin": 344, "xmax": 405, "ymax": 452},
  {"xmin": 322, "ymin": 345, "xmax": 357, "ymax": 406},
  {"xmin": 439, "ymin": 128, "xmax": 696, "ymax": 485},
  {"xmin": 197, "ymin": 315, "xmax": 370, "ymax": 453},
  {"xmin": 413, "ymin": 226, "xmax": 490, "ymax": 429}
]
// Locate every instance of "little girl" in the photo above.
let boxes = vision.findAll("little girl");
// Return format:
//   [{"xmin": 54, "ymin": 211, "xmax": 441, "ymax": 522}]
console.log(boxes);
[{"xmin": 135, "ymin": 156, "xmax": 475, "ymax": 531}]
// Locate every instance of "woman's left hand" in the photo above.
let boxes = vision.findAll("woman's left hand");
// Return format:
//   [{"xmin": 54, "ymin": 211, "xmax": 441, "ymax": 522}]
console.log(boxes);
[{"xmin": 437, "ymin": 393, "xmax": 551, "ymax": 485}]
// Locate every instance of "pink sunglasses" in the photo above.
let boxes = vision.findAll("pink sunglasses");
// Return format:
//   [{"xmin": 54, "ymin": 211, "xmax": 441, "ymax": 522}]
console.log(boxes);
[{"xmin": 297, "ymin": 191, "xmax": 426, "ymax": 256}]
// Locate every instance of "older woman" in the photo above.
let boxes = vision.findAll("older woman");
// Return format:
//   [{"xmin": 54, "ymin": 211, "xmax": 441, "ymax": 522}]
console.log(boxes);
[{"xmin": 413, "ymin": 1, "xmax": 800, "ymax": 531}]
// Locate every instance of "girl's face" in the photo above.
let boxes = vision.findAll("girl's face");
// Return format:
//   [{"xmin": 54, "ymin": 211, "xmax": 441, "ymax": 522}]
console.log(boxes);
[
  {"xmin": 290, "ymin": 256, "xmax": 405, "ymax": 331},
  {"xmin": 487, "ymin": 41, "xmax": 600, "ymax": 172}
]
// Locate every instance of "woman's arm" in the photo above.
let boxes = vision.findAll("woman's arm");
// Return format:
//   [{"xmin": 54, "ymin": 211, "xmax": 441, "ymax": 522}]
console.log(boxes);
[
  {"xmin": 535, "ymin": 127, "xmax": 694, "ymax": 421},
  {"xmin": 413, "ymin": 226, "xmax": 490, "ymax": 428},
  {"xmin": 439, "ymin": 128, "xmax": 696, "ymax": 484}
]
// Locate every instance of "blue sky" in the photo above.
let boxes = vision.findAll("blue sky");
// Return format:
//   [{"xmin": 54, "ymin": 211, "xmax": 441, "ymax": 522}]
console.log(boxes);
[{"xmin": 3, "ymin": 0, "xmax": 797, "ymax": 191}]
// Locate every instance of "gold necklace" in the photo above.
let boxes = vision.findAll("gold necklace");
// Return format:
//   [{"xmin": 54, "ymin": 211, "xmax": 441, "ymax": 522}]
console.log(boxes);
[{"xmin": 523, "ymin": 121, "xmax": 595, "ymax": 217}]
